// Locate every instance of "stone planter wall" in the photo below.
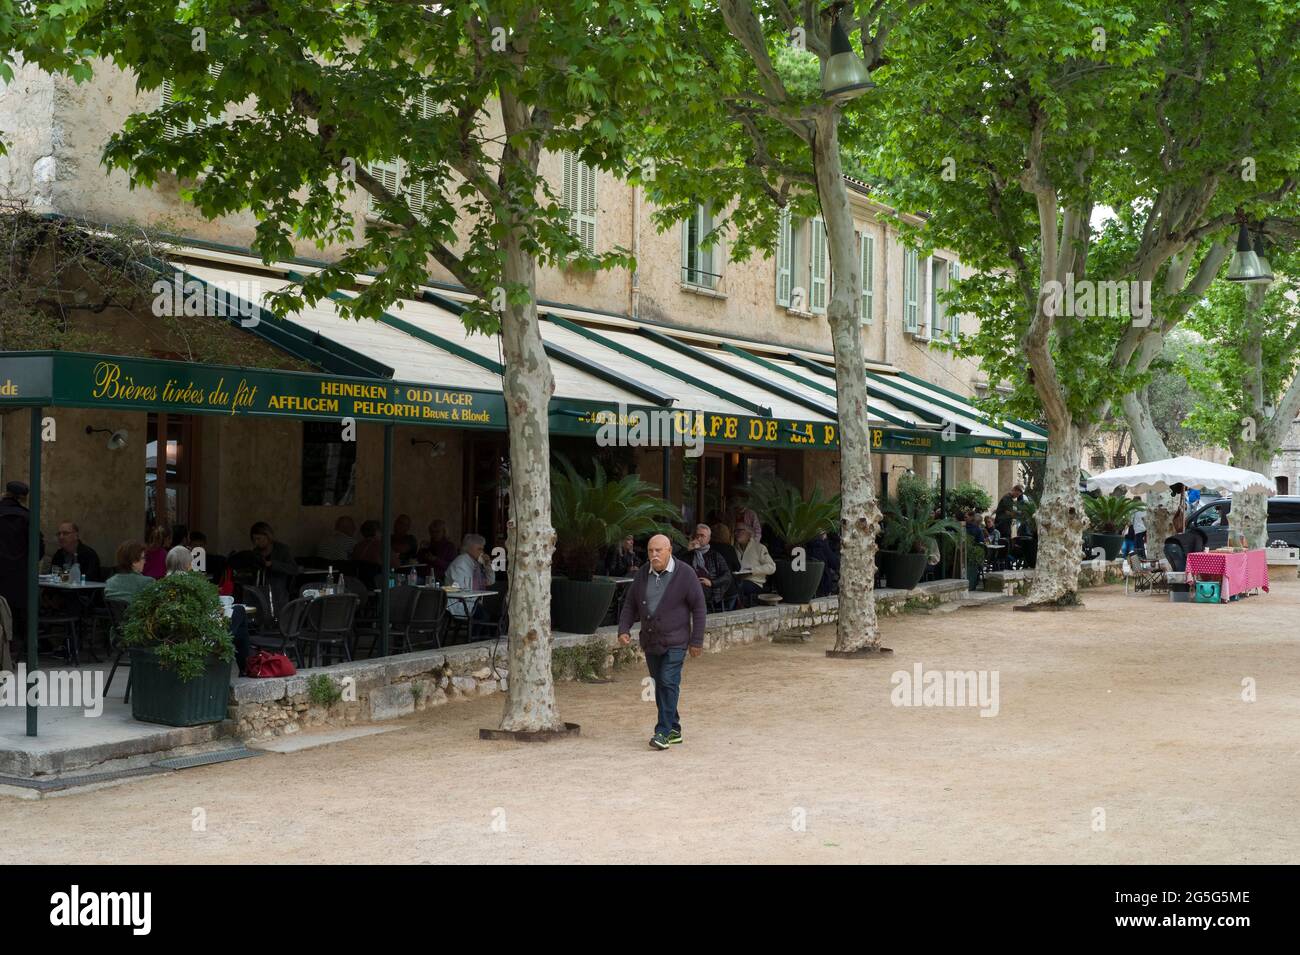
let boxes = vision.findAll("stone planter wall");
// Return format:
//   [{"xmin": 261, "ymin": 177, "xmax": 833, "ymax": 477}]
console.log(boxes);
[{"xmin": 229, "ymin": 578, "xmax": 973, "ymax": 740}]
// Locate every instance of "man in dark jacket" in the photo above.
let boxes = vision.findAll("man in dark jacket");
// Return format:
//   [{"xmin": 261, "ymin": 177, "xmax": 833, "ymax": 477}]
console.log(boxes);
[
  {"xmin": 49, "ymin": 521, "xmax": 103, "ymax": 582},
  {"xmin": 677, "ymin": 523, "xmax": 733, "ymax": 612},
  {"xmin": 0, "ymin": 481, "xmax": 42, "ymax": 634},
  {"xmin": 619, "ymin": 534, "xmax": 707, "ymax": 750}
]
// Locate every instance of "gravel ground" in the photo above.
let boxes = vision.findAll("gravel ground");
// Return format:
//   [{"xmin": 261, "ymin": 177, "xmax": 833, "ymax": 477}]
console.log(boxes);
[{"xmin": 3, "ymin": 575, "xmax": 1298, "ymax": 864}]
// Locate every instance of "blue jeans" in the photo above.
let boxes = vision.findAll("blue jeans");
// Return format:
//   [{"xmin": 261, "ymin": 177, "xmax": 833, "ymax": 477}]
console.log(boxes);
[{"xmin": 645, "ymin": 647, "xmax": 686, "ymax": 737}]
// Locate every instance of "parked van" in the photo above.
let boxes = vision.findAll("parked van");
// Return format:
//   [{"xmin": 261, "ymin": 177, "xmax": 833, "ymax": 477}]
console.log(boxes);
[{"xmin": 1187, "ymin": 496, "xmax": 1300, "ymax": 548}]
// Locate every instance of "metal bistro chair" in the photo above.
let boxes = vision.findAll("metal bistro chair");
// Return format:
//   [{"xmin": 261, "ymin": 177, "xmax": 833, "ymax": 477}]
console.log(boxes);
[
  {"xmin": 240, "ymin": 583, "xmax": 275, "ymax": 634},
  {"xmin": 249, "ymin": 596, "xmax": 308, "ymax": 668},
  {"xmin": 299, "ymin": 593, "xmax": 360, "ymax": 668},
  {"xmin": 354, "ymin": 584, "xmax": 420, "ymax": 658},
  {"xmin": 405, "ymin": 587, "xmax": 447, "ymax": 652},
  {"xmin": 104, "ymin": 598, "xmax": 133, "ymax": 702}
]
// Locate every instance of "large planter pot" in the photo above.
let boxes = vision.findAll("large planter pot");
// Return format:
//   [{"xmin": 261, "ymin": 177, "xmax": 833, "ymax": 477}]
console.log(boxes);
[
  {"xmin": 1089, "ymin": 532, "xmax": 1125, "ymax": 561},
  {"xmin": 128, "ymin": 648, "xmax": 231, "ymax": 727},
  {"xmin": 771, "ymin": 558, "xmax": 825, "ymax": 604},
  {"xmin": 551, "ymin": 577, "xmax": 617, "ymax": 635},
  {"xmin": 885, "ymin": 551, "xmax": 928, "ymax": 590}
]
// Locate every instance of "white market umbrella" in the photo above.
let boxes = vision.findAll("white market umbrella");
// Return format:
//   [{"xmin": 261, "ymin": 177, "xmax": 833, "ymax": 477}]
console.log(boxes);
[{"xmin": 1085, "ymin": 455, "xmax": 1275, "ymax": 497}]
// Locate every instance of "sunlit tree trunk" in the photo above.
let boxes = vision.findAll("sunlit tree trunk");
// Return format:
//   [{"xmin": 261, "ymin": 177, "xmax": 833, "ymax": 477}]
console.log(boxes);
[{"xmin": 814, "ymin": 112, "xmax": 882, "ymax": 652}]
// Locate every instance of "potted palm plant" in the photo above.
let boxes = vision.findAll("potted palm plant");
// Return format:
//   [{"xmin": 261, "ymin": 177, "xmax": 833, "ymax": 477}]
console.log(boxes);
[
  {"xmin": 880, "ymin": 475, "xmax": 961, "ymax": 590},
  {"xmin": 744, "ymin": 477, "xmax": 839, "ymax": 603},
  {"xmin": 119, "ymin": 572, "xmax": 235, "ymax": 726},
  {"xmin": 550, "ymin": 456, "xmax": 682, "ymax": 634},
  {"xmin": 1082, "ymin": 493, "xmax": 1143, "ymax": 560}
]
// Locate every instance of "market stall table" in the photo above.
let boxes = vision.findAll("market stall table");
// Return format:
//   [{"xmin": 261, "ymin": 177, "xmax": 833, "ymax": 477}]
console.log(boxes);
[{"xmin": 1184, "ymin": 549, "xmax": 1270, "ymax": 602}]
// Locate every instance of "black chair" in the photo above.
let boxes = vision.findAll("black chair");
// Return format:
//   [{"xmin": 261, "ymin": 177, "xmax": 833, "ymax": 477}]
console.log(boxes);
[
  {"xmin": 103, "ymin": 598, "xmax": 133, "ymax": 702},
  {"xmin": 355, "ymin": 584, "xmax": 420, "ymax": 657},
  {"xmin": 405, "ymin": 587, "xmax": 446, "ymax": 651},
  {"xmin": 249, "ymin": 596, "xmax": 308, "ymax": 667},
  {"xmin": 299, "ymin": 594, "xmax": 359, "ymax": 667},
  {"xmin": 240, "ymin": 583, "xmax": 274, "ymax": 633}
]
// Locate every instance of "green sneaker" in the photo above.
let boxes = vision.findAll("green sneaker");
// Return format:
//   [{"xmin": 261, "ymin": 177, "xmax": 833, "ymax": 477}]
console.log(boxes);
[
  {"xmin": 649, "ymin": 733, "xmax": 670, "ymax": 750},
  {"xmin": 667, "ymin": 730, "xmax": 683, "ymax": 745}
]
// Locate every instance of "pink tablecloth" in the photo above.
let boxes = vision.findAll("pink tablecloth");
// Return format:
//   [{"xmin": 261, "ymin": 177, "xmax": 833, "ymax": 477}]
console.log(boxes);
[{"xmin": 1185, "ymin": 550, "xmax": 1270, "ymax": 600}]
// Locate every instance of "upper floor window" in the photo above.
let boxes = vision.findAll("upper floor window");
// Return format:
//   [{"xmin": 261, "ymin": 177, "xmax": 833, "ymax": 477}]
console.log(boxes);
[
  {"xmin": 561, "ymin": 151, "xmax": 597, "ymax": 253},
  {"xmin": 902, "ymin": 246, "xmax": 920, "ymax": 333},
  {"xmin": 159, "ymin": 63, "xmax": 224, "ymax": 139},
  {"xmin": 682, "ymin": 203, "xmax": 722, "ymax": 291},
  {"xmin": 775, "ymin": 208, "xmax": 828, "ymax": 314},
  {"xmin": 859, "ymin": 231, "xmax": 875, "ymax": 324},
  {"xmin": 367, "ymin": 93, "xmax": 440, "ymax": 222}
]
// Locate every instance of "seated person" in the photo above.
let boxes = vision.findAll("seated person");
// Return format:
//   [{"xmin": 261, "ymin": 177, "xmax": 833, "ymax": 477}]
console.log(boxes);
[
  {"xmin": 417, "ymin": 519, "xmax": 458, "ymax": 580},
  {"xmin": 351, "ymin": 519, "xmax": 398, "ymax": 571},
  {"xmin": 104, "ymin": 540, "xmax": 154, "ymax": 603},
  {"xmin": 806, "ymin": 531, "xmax": 841, "ymax": 596},
  {"xmin": 249, "ymin": 521, "xmax": 299, "ymax": 612},
  {"xmin": 963, "ymin": 510, "xmax": 986, "ymax": 544},
  {"xmin": 678, "ymin": 523, "xmax": 732, "ymax": 611},
  {"xmin": 392, "ymin": 514, "xmax": 419, "ymax": 564},
  {"xmin": 709, "ymin": 523, "xmax": 742, "ymax": 574},
  {"xmin": 982, "ymin": 515, "xmax": 1001, "ymax": 544},
  {"xmin": 603, "ymin": 534, "xmax": 641, "ymax": 578},
  {"xmin": 49, "ymin": 521, "xmax": 102, "ymax": 581},
  {"xmin": 733, "ymin": 525, "xmax": 776, "ymax": 606},
  {"xmin": 445, "ymin": 534, "xmax": 497, "ymax": 638},
  {"xmin": 142, "ymin": 525, "xmax": 171, "ymax": 579},
  {"xmin": 317, "ymin": 516, "xmax": 356, "ymax": 562},
  {"xmin": 165, "ymin": 545, "xmax": 252, "ymax": 675}
]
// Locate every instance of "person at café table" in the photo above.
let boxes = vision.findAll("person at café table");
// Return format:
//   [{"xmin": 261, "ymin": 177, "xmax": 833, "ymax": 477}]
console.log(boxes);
[
  {"xmin": 104, "ymin": 540, "xmax": 154, "ymax": 603},
  {"xmin": 352, "ymin": 519, "xmax": 398, "ymax": 568},
  {"xmin": 250, "ymin": 521, "xmax": 299, "ymax": 611},
  {"xmin": 49, "ymin": 520, "xmax": 103, "ymax": 581},
  {"xmin": 732, "ymin": 524, "xmax": 775, "ymax": 607},
  {"xmin": 418, "ymin": 519, "xmax": 458, "ymax": 580},
  {"xmin": 603, "ymin": 534, "xmax": 641, "ymax": 578},
  {"xmin": 317, "ymin": 515, "xmax": 356, "ymax": 562},
  {"xmin": 142, "ymin": 525, "xmax": 171, "ymax": 579},
  {"xmin": 165, "ymin": 545, "xmax": 252, "ymax": 675},
  {"xmin": 392, "ymin": 514, "xmax": 419, "ymax": 564},
  {"xmin": 445, "ymin": 533, "xmax": 496, "ymax": 637},
  {"xmin": 678, "ymin": 523, "xmax": 732, "ymax": 612}
]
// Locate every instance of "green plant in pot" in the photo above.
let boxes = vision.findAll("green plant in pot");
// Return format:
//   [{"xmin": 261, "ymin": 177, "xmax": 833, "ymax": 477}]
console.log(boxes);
[
  {"xmin": 550, "ymin": 456, "xmax": 682, "ymax": 634},
  {"xmin": 1082, "ymin": 493, "xmax": 1143, "ymax": 560},
  {"xmin": 744, "ymin": 477, "xmax": 839, "ymax": 604},
  {"xmin": 881, "ymin": 475, "xmax": 961, "ymax": 590},
  {"xmin": 119, "ymin": 572, "xmax": 235, "ymax": 726}
]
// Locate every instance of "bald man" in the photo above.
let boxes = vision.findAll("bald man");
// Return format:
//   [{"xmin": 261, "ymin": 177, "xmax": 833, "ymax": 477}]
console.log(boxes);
[{"xmin": 619, "ymin": 534, "xmax": 707, "ymax": 750}]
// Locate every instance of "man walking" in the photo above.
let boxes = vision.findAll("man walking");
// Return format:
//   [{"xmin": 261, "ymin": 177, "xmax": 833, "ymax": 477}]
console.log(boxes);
[{"xmin": 618, "ymin": 534, "xmax": 706, "ymax": 750}]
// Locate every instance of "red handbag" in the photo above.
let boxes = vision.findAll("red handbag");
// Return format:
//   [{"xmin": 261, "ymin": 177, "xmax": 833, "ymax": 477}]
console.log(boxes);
[
  {"xmin": 219, "ymin": 567, "xmax": 235, "ymax": 597},
  {"xmin": 245, "ymin": 651, "xmax": 296, "ymax": 678}
]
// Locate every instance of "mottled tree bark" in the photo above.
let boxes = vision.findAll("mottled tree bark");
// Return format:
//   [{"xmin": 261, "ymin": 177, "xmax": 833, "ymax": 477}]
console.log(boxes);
[
  {"xmin": 1023, "ymin": 422, "xmax": 1088, "ymax": 604},
  {"xmin": 814, "ymin": 113, "xmax": 882, "ymax": 651}
]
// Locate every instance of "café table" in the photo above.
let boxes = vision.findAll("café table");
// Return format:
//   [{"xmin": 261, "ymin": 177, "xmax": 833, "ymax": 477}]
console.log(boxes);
[
  {"xmin": 984, "ymin": 543, "xmax": 1007, "ymax": 570},
  {"xmin": 1185, "ymin": 549, "xmax": 1269, "ymax": 602},
  {"xmin": 38, "ymin": 577, "xmax": 106, "ymax": 666}
]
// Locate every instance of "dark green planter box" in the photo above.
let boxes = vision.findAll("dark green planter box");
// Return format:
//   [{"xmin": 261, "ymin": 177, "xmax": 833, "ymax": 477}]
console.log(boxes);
[
  {"xmin": 129, "ymin": 648, "xmax": 232, "ymax": 727},
  {"xmin": 551, "ymin": 577, "xmax": 617, "ymax": 634},
  {"xmin": 771, "ymin": 558, "xmax": 825, "ymax": 604},
  {"xmin": 1089, "ymin": 532, "xmax": 1125, "ymax": 561},
  {"xmin": 885, "ymin": 552, "xmax": 928, "ymax": 590}
]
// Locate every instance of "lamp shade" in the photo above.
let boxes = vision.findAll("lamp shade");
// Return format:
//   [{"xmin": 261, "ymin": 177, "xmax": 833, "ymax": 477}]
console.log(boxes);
[
  {"xmin": 1226, "ymin": 223, "xmax": 1265, "ymax": 282},
  {"xmin": 822, "ymin": 14, "xmax": 874, "ymax": 101},
  {"xmin": 1251, "ymin": 231, "xmax": 1274, "ymax": 284}
]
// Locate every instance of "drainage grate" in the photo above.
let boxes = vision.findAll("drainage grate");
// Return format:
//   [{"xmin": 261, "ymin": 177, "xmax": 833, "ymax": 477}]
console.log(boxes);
[
  {"xmin": 151, "ymin": 746, "xmax": 264, "ymax": 770},
  {"xmin": 0, "ymin": 767, "xmax": 168, "ymax": 793}
]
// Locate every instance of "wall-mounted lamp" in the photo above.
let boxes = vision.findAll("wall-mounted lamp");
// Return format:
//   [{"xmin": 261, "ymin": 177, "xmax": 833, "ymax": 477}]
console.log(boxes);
[
  {"xmin": 86, "ymin": 426, "xmax": 128, "ymax": 450},
  {"xmin": 411, "ymin": 438, "xmax": 447, "ymax": 458},
  {"xmin": 890, "ymin": 464, "xmax": 914, "ymax": 476}
]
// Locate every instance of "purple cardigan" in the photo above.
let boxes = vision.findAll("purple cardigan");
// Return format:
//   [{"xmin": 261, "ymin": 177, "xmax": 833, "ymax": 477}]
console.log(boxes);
[{"xmin": 618, "ymin": 559, "xmax": 707, "ymax": 655}]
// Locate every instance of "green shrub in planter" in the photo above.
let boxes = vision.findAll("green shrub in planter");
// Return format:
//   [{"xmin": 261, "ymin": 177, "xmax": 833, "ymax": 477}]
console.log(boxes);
[
  {"xmin": 743, "ymin": 477, "xmax": 838, "ymax": 602},
  {"xmin": 120, "ymin": 572, "xmax": 234, "ymax": 725},
  {"xmin": 549, "ymin": 455, "xmax": 683, "ymax": 632}
]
